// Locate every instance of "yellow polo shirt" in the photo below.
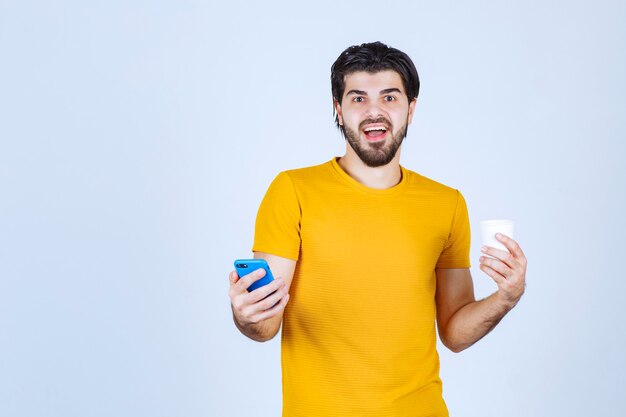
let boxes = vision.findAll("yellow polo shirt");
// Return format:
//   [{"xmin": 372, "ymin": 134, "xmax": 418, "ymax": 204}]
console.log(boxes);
[{"xmin": 253, "ymin": 158, "xmax": 470, "ymax": 417}]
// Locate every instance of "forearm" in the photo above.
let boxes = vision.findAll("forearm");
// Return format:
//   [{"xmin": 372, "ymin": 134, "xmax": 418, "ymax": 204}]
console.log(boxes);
[{"xmin": 441, "ymin": 291, "xmax": 515, "ymax": 353}]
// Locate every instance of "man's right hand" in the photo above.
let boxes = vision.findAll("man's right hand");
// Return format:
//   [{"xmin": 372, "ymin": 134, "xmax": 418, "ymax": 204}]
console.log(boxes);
[{"xmin": 228, "ymin": 267, "xmax": 290, "ymax": 329}]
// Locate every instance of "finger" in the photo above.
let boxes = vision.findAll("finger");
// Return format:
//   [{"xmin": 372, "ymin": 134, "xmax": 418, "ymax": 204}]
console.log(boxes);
[
  {"xmin": 228, "ymin": 271, "xmax": 242, "ymax": 300},
  {"xmin": 481, "ymin": 246, "xmax": 518, "ymax": 269},
  {"xmin": 237, "ymin": 268, "xmax": 267, "ymax": 292},
  {"xmin": 255, "ymin": 285, "xmax": 287, "ymax": 311},
  {"xmin": 479, "ymin": 263, "xmax": 506, "ymax": 286},
  {"xmin": 248, "ymin": 278, "xmax": 285, "ymax": 303},
  {"xmin": 234, "ymin": 280, "xmax": 284, "ymax": 322},
  {"xmin": 496, "ymin": 233, "xmax": 525, "ymax": 260},
  {"xmin": 228, "ymin": 270, "xmax": 239, "ymax": 285},
  {"xmin": 480, "ymin": 256, "xmax": 512, "ymax": 278},
  {"xmin": 253, "ymin": 293, "xmax": 290, "ymax": 323}
]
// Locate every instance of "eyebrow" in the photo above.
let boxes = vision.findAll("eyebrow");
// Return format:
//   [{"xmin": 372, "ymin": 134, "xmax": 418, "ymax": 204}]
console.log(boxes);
[
  {"xmin": 380, "ymin": 88, "xmax": 402, "ymax": 95},
  {"xmin": 346, "ymin": 88, "xmax": 403, "ymax": 96}
]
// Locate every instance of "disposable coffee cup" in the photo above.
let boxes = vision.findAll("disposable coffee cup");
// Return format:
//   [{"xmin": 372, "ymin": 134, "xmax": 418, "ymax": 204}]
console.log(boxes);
[{"xmin": 480, "ymin": 220, "xmax": 515, "ymax": 253}]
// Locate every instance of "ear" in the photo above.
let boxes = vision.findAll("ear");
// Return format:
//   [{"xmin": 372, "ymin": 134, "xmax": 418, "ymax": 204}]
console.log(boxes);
[
  {"xmin": 407, "ymin": 98, "xmax": 417, "ymax": 125},
  {"xmin": 333, "ymin": 99, "xmax": 343, "ymax": 126}
]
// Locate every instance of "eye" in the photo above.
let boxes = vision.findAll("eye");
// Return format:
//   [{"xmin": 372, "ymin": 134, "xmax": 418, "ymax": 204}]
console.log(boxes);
[
  {"xmin": 383, "ymin": 95, "xmax": 396, "ymax": 102},
  {"xmin": 353, "ymin": 96, "xmax": 365, "ymax": 103}
]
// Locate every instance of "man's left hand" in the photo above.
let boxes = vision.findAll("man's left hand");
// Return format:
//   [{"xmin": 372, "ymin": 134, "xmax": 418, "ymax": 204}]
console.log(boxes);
[{"xmin": 479, "ymin": 234, "xmax": 527, "ymax": 309}]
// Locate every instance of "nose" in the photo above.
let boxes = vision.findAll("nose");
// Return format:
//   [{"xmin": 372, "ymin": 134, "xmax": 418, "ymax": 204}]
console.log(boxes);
[{"xmin": 365, "ymin": 101, "xmax": 385, "ymax": 119}]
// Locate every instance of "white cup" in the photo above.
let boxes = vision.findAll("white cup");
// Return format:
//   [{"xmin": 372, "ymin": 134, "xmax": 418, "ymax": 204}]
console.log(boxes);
[{"xmin": 480, "ymin": 220, "xmax": 515, "ymax": 252}]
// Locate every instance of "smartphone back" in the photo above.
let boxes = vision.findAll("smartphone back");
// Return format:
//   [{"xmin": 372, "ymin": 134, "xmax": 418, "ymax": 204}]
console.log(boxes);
[{"xmin": 234, "ymin": 259, "xmax": 275, "ymax": 292}]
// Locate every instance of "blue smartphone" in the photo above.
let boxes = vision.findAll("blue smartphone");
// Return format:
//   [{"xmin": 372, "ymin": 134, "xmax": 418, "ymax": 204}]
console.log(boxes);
[{"xmin": 234, "ymin": 258, "xmax": 275, "ymax": 292}]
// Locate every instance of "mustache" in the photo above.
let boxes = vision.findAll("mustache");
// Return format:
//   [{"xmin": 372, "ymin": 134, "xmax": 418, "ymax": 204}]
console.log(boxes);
[{"xmin": 359, "ymin": 117, "xmax": 391, "ymax": 130}]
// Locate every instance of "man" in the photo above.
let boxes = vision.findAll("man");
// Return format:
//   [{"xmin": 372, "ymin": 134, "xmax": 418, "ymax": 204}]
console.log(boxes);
[{"xmin": 228, "ymin": 41, "xmax": 527, "ymax": 416}]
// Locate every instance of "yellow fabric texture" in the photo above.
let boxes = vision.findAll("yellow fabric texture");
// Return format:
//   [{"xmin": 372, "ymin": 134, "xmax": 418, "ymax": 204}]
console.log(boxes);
[{"xmin": 253, "ymin": 158, "xmax": 471, "ymax": 417}]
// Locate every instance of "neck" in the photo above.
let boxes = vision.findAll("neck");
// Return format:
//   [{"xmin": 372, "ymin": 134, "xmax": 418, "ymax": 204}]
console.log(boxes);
[{"xmin": 337, "ymin": 148, "xmax": 402, "ymax": 190}]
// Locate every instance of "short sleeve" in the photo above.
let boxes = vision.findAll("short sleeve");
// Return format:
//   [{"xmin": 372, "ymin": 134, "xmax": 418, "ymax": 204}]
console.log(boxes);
[
  {"xmin": 252, "ymin": 172, "xmax": 301, "ymax": 260},
  {"xmin": 436, "ymin": 190, "xmax": 471, "ymax": 269}
]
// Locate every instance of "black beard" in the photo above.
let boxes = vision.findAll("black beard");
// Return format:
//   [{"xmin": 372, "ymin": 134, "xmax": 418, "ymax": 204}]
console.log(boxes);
[{"xmin": 342, "ymin": 118, "xmax": 408, "ymax": 168}]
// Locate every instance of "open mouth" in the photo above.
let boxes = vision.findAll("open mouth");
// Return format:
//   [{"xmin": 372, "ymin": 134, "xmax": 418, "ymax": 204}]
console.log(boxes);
[{"xmin": 363, "ymin": 125, "xmax": 388, "ymax": 141}]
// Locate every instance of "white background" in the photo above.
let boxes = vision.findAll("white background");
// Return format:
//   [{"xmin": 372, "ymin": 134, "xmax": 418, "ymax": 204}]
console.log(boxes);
[{"xmin": 1, "ymin": 1, "xmax": 625, "ymax": 416}]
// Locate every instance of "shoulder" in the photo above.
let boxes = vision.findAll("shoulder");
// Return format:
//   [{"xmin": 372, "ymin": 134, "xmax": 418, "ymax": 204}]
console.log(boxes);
[
  {"xmin": 277, "ymin": 160, "xmax": 335, "ymax": 186},
  {"xmin": 282, "ymin": 160, "xmax": 333, "ymax": 178},
  {"xmin": 262, "ymin": 160, "xmax": 335, "ymax": 203},
  {"xmin": 403, "ymin": 167, "xmax": 463, "ymax": 200}
]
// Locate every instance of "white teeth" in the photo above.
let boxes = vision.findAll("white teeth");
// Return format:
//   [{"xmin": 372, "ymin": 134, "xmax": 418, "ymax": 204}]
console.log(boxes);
[{"xmin": 364, "ymin": 127, "xmax": 387, "ymax": 132}]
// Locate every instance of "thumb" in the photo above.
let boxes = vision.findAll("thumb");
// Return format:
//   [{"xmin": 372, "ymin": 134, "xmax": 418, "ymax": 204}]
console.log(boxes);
[{"xmin": 228, "ymin": 270, "xmax": 239, "ymax": 285}]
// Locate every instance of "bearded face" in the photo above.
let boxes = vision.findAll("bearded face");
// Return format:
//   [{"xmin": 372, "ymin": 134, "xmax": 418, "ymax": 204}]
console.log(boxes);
[
  {"xmin": 335, "ymin": 70, "xmax": 415, "ymax": 168},
  {"xmin": 342, "ymin": 116, "xmax": 408, "ymax": 168}
]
